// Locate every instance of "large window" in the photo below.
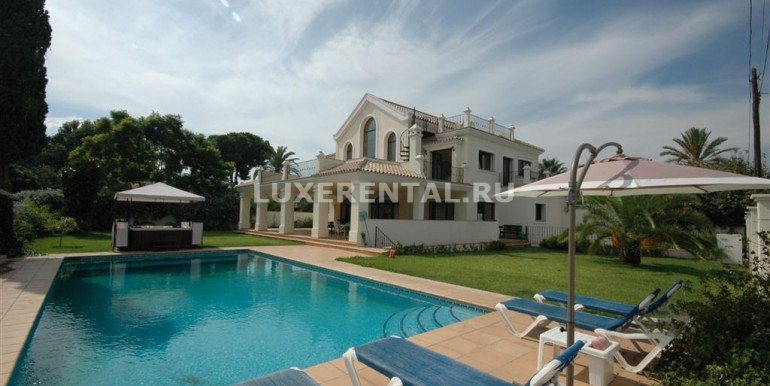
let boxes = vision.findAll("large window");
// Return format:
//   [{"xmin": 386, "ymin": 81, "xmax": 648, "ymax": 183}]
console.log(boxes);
[
  {"xmin": 518, "ymin": 160, "xmax": 532, "ymax": 177},
  {"xmin": 370, "ymin": 197, "xmax": 397, "ymax": 219},
  {"xmin": 345, "ymin": 143, "xmax": 353, "ymax": 160},
  {"xmin": 502, "ymin": 157, "xmax": 514, "ymax": 186},
  {"xmin": 386, "ymin": 133, "xmax": 397, "ymax": 161},
  {"xmin": 340, "ymin": 199, "xmax": 351, "ymax": 224},
  {"xmin": 478, "ymin": 151, "xmax": 493, "ymax": 171},
  {"xmin": 428, "ymin": 201, "xmax": 455, "ymax": 220},
  {"xmin": 535, "ymin": 203, "xmax": 546, "ymax": 221},
  {"xmin": 477, "ymin": 202, "xmax": 495, "ymax": 221},
  {"xmin": 363, "ymin": 118, "xmax": 377, "ymax": 158}
]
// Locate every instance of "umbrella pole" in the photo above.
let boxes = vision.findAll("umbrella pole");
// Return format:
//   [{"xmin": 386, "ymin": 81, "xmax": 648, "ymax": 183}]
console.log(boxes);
[{"xmin": 566, "ymin": 142, "xmax": 622, "ymax": 386}]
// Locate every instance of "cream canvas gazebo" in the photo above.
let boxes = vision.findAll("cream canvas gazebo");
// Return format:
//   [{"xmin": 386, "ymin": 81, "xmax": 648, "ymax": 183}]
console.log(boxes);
[{"xmin": 112, "ymin": 182, "xmax": 205, "ymax": 250}]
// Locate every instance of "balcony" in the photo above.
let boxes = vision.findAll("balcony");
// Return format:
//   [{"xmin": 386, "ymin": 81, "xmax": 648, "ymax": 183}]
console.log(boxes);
[
  {"xmin": 499, "ymin": 170, "xmax": 539, "ymax": 187},
  {"xmin": 423, "ymin": 159, "xmax": 464, "ymax": 183}
]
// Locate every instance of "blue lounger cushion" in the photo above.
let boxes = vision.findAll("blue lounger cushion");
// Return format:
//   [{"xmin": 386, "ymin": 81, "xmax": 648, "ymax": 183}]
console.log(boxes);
[
  {"xmin": 500, "ymin": 298, "xmax": 628, "ymax": 331},
  {"xmin": 537, "ymin": 290, "xmax": 638, "ymax": 315},
  {"xmin": 499, "ymin": 296, "xmax": 644, "ymax": 331},
  {"xmin": 354, "ymin": 337, "xmax": 511, "ymax": 386},
  {"xmin": 232, "ymin": 368, "xmax": 319, "ymax": 386},
  {"xmin": 346, "ymin": 336, "xmax": 584, "ymax": 386}
]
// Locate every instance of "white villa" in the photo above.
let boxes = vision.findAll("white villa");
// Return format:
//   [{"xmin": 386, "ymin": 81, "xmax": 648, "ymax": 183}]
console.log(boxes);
[{"xmin": 235, "ymin": 93, "xmax": 569, "ymax": 247}]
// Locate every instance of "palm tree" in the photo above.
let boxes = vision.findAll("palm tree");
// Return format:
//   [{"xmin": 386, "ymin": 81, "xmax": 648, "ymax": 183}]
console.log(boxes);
[
  {"xmin": 577, "ymin": 195, "xmax": 716, "ymax": 265},
  {"xmin": 266, "ymin": 145, "xmax": 298, "ymax": 173},
  {"xmin": 538, "ymin": 157, "xmax": 567, "ymax": 179},
  {"xmin": 660, "ymin": 127, "xmax": 737, "ymax": 167}
]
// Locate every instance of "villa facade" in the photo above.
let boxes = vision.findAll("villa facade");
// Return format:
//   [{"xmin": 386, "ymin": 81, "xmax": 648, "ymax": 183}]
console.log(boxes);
[{"xmin": 235, "ymin": 93, "xmax": 568, "ymax": 247}]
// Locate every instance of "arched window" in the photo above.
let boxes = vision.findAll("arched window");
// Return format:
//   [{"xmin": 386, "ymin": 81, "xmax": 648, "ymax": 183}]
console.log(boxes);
[
  {"xmin": 345, "ymin": 143, "xmax": 353, "ymax": 160},
  {"xmin": 363, "ymin": 118, "xmax": 376, "ymax": 158},
  {"xmin": 386, "ymin": 132, "xmax": 396, "ymax": 161}
]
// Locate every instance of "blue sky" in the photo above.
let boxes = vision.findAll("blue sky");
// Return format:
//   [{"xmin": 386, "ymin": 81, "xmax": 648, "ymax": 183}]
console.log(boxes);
[{"xmin": 45, "ymin": 0, "xmax": 769, "ymax": 166}]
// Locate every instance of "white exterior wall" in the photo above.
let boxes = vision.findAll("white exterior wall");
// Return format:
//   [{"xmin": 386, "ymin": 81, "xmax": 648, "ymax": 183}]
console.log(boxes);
[
  {"xmin": 366, "ymin": 219, "xmax": 500, "ymax": 246},
  {"xmin": 458, "ymin": 128, "xmax": 541, "ymax": 186},
  {"xmin": 230, "ymin": 94, "xmax": 565, "ymax": 246},
  {"xmin": 496, "ymin": 197, "xmax": 567, "ymax": 226},
  {"xmin": 335, "ymin": 104, "xmax": 406, "ymax": 160}
]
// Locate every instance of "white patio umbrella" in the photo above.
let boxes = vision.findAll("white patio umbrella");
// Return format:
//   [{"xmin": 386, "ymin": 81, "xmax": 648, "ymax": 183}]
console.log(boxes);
[{"xmin": 495, "ymin": 142, "xmax": 770, "ymax": 386}]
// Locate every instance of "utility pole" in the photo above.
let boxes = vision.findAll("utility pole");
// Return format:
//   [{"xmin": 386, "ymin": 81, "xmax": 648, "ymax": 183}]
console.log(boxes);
[{"xmin": 751, "ymin": 67, "xmax": 761, "ymax": 177}]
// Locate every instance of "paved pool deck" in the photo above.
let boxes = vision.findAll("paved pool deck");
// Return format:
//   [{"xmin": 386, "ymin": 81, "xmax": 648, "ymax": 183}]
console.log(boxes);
[{"xmin": 0, "ymin": 245, "xmax": 655, "ymax": 386}]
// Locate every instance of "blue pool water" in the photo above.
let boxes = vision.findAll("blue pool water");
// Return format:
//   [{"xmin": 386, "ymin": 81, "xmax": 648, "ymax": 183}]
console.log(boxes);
[{"xmin": 10, "ymin": 250, "xmax": 484, "ymax": 385}]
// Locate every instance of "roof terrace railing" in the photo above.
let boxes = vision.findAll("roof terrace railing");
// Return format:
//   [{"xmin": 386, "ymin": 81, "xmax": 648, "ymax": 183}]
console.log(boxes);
[
  {"xmin": 445, "ymin": 110, "xmax": 514, "ymax": 139},
  {"xmin": 295, "ymin": 159, "xmax": 317, "ymax": 177}
]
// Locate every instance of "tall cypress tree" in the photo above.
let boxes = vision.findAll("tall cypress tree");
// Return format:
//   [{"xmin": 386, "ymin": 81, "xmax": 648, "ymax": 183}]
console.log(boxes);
[{"xmin": 0, "ymin": 0, "xmax": 52, "ymax": 190}]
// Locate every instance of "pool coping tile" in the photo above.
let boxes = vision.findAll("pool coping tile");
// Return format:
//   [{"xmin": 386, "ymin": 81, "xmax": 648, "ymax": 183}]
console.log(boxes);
[{"xmin": 0, "ymin": 245, "xmax": 653, "ymax": 386}]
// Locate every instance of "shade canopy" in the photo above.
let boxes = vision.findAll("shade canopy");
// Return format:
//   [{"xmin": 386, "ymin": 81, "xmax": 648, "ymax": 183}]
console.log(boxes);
[
  {"xmin": 114, "ymin": 182, "xmax": 205, "ymax": 203},
  {"xmin": 494, "ymin": 146, "xmax": 770, "ymax": 386},
  {"xmin": 497, "ymin": 154, "xmax": 770, "ymax": 198}
]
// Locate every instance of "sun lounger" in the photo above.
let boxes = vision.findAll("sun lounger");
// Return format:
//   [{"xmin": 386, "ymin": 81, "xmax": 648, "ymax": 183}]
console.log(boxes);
[
  {"xmin": 343, "ymin": 336, "xmax": 584, "ymax": 386},
  {"xmin": 494, "ymin": 289, "xmax": 659, "ymax": 338},
  {"xmin": 232, "ymin": 367, "xmax": 320, "ymax": 386},
  {"xmin": 593, "ymin": 280, "xmax": 684, "ymax": 373},
  {"xmin": 497, "ymin": 283, "xmax": 683, "ymax": 374},
  {"xmin": 534, "ymin": 280, "xmax": 683, "ymax": 318},
  {"xmin": 534, "ymin": 290, "xmax": 638, "ymax": 315}
]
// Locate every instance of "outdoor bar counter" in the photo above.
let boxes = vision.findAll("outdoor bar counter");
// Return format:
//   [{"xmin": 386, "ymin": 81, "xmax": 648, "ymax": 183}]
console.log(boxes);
[{"xmin": 114, "ymin": 222, "xmax": 203, "ymax": 251}]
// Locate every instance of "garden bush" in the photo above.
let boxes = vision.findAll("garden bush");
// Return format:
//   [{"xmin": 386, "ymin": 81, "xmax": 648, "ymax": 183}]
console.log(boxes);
[
  {"xmin": 294, "ymin": 217, "xmax": 313, "ymax": 228},
  {"xmin": 13, "ymin": 189, "xmax": 64, "ymax": 213},
  {"xmin": 13, "ymin": 198, "xmax": 55, "ymax": 243},
  {"xmin": 392, "ymin": 240, "xmax": 506, "ymax": 255},
  {"xmin": 650, "ymin": 235, "xmax": 770, "ymax": 385},
  {"xmin": 538, "ymin": 231, "xmax": 591, "ymax": 253}
]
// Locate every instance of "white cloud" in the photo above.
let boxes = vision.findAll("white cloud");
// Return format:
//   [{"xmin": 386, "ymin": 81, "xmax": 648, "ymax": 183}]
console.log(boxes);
[{"xmin": 44, "ymin": 0, "xmax": 764, "ymax": 167}]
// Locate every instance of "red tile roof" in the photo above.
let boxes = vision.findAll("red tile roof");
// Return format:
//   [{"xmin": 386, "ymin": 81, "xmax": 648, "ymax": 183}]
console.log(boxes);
[{"xmin": 314, "ymin": 158, "xmax": 426, "ymax": 179}]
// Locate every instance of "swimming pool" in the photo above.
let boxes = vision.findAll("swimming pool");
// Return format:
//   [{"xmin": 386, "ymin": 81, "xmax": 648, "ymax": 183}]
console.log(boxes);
[{"xmin": 10, "ymin": 250, "xmax": 485, "ymax": 385}]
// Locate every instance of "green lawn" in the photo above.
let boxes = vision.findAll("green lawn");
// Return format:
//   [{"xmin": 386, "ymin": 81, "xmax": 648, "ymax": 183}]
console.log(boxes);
[
  {"xmin": 28, "ymin": 230, "xmax": 302, "ymax": 254},
  {"xmin": 339, "ymin": 247, "xmax": 726, "ymax": 305}
]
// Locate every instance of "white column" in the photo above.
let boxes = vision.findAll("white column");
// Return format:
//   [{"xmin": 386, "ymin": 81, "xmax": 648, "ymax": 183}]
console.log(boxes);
[
  {"xmin": 509, "ymin": 125, "xmax": 516, "ymax": 140},
  {"xmin": 311, "ymin": 187, "xmax": 330, "ymax": 238},
  {"xmin": 451, "ymin": 146, "xmax": 458, "ymax": 182},
  {"xmin": 461, "ymin": 194, "xmax": 478, "ymax": 221},
  {"xmin": 752, "ymin": 194, "xmax": 770, "ymax": 233},
  {"xmin": 746, "ymin": 207, "xmax": 758, "ymax": 266},
  {"xmin": 408, "ymin": 124, "xmax": 422, "ymax": 162},
  {"xmin": 751, "ymin": 194, "xmax": 770, "ymax": 274},
  {"xmin": 463, "ymin": 107, "xmax": 471, "ymax": 128},
  {"xmin": 488, "ymin": 117, "xmax": 495, "ymax": 134},
  {"xmin": 282, "ymin": 161, "xmax": 290, "ymax": 180},
  {"xmin": 253, "ymin": 167, "xmax": 267, "ymax": 230},
  {"xmin": 254, "ymin": 190, "xmax": 268, "ymax": 231},
  {"xmin": 279, "ymin": 188, "xmax": 295, "ymax": 234},
  {"xmin": 412, "ymin": 185, "xmax": 425, "ymax": 220},
  {"xmin": 523, "ymin": 164, "xmax": 532, "ymax": 184},
  {"xmin": 238, "ymin": 191, "xmax": 251, "ymax": 229},
  {"xmin": 348, "ymin": 181, "xmax": 372, "ymax": 246}
]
